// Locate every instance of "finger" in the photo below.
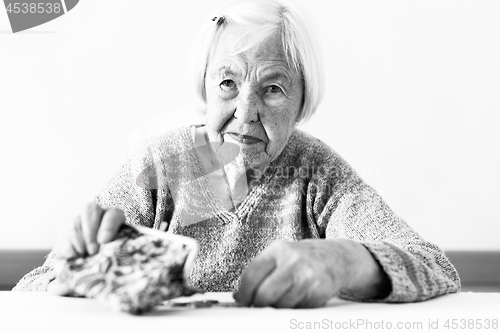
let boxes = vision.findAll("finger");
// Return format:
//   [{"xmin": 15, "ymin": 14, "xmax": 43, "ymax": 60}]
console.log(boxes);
[
  {"xmin": 234, "ymin": 255, "xmax": 276, "ymax": 306},
  {"xmin": 274, "ymin": 284, "xmax": 308, "ymax": 308},
  {"xmin": 252, "ymin": 266, "xmax": 294, "ymax": 307},
  {"xmin": 80, "ymin": 202, "xmax": 104, "ymax": 255},
  {"xmin": 55, "ymin": 238, "xmax": 77, "ymax": 259},
  {"xmin": 67, "ymin": 216, "xmax": 86, "ymax": 256},
  {"xmin": 296, "ymin": 292, "xmax": 329, "ymax": 308},
  {"xmin": 55, "ymin": 227, "xmax": 79, "ymax": 259},
  {"xmin": 47, "ymin": 279, "xmax": 72, "ymax": 296},
  {"xmin": 295, "ymin": 280, "xmax": 332, "ymax": 308},
  {"xmin": 96, "ymin": 207, "xmax": 125, "ymax": 244}
]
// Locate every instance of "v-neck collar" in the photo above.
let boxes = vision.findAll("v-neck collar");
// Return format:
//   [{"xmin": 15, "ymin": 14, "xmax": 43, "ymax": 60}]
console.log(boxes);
[{"xmin": 180, "ymin": 126, "xmax": 277, "ymax": 222}]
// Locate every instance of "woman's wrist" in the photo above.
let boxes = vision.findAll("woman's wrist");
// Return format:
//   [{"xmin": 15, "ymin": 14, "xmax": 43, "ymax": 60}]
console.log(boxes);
[{"xmin": 333, "ymin": 239, "xmax": 392, "ymax": 300}]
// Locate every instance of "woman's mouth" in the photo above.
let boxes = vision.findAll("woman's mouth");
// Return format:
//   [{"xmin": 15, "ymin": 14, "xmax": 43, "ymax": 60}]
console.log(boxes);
[{"xmin": 225, "ymin": 133, "xmax": 263, "ymax": 145}]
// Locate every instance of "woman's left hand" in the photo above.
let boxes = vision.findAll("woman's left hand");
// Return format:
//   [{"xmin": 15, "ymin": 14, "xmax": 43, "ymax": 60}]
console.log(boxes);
[{"xmin": 233, "ymin": 238, "xmax": 391, "ymax": 308}]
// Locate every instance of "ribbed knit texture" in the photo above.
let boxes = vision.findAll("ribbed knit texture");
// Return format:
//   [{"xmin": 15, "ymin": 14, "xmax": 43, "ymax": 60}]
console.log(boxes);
[{"xmin": 14, "ymin": 126, "xmax": 460, "ymax": 302}]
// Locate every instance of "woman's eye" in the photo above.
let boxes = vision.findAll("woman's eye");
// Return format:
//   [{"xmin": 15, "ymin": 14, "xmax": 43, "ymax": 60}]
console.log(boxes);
[
  {"xmin": 265, "ymin": 85, "xmax": 283, "ymax": 94},
  {"xmin": 220, "ymin": 79, "xmax": 237, "ymax": 90}
]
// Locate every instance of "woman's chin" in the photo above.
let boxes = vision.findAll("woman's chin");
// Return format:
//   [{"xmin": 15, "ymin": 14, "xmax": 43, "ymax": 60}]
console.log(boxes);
[{"xmin": 231, "ymin": 150, "xmax": 270, "ymax": 169}]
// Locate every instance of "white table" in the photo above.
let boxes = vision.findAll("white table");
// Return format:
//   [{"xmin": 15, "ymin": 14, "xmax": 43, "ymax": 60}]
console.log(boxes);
[{"xmin": 2, "ymin": 291, "xmax": 499, "ymax": 333}]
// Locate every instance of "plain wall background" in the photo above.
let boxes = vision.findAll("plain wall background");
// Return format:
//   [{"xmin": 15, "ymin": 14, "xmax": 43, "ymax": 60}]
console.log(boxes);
[{"xmin": 0, "ymin": 0, "xmax": 498, "ymax": 250}]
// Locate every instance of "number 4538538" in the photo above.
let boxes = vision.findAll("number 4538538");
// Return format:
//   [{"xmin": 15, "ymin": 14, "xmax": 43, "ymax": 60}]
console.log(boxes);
[
  {"xmin": 444, "ymin": 319, "xmax": 498, "ymax": 330},
  {"xmin": 6, "ymin": 3, "xmax": 62, "ymax": 14}
]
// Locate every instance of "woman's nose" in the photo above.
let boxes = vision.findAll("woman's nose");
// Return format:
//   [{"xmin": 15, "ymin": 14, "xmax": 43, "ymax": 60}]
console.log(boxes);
[{"xmin": 234, "ymin": 87, "xmax": 259, "ymax": 123}]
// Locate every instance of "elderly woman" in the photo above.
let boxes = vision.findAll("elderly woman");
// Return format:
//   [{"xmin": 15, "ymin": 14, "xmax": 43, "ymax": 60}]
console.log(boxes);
[{"xmin": 14, "ymin": 0, "xmax": 460, "ymax": 308}]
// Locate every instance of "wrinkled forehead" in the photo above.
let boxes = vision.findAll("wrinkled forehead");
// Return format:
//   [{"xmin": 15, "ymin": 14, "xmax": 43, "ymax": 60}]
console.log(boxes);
[{"xmin": 208, "ymin": 24, "xmax": 292, "ymax": 73}]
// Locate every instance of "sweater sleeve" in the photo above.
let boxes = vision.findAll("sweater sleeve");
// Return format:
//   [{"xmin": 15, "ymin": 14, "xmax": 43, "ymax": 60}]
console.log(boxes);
[
  {"xmin": 11, "ymin": 251, "xmax": 57, "ymax": 292},
  {"xmin": 93, "ymin": 151, "xmax": 157, "ymax": 229},
  {"xmin": 12, "ymin": 146, "xmax": 159, "ymax": 292},
  {"xmin": 322, "ymin": 180, "xmax": 461, "ymax": 302}
]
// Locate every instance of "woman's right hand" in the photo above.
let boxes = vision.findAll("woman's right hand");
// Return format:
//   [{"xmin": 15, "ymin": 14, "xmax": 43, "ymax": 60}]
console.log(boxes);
[{"xmin": 48, "ymin": 202, "xmax": 126, "ymax": 295}]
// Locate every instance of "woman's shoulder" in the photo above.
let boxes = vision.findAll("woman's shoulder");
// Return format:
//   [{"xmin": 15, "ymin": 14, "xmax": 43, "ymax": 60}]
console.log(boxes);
[
  {"xmin": 128, "ymin": 126, "xmax": 193, "ymax": 160},
  {"xmin": 286, "ymin": 129, "xmax": 349, "ymax": 164},
  {"xmin": 118, "ymin": 125, "xmax": 198, "ymax": 191}
]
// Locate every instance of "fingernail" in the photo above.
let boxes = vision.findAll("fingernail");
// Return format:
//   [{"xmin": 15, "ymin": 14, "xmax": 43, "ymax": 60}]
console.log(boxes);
[{"xmin": 88, "ymin": 243, "xmax": 99, "ymax": 255}]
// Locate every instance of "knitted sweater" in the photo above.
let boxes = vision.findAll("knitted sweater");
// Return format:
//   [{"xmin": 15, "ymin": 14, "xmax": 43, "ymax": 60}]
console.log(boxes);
[{"xmin": 14, "ymin": 126, "xmax": 461, "ymax": 302}]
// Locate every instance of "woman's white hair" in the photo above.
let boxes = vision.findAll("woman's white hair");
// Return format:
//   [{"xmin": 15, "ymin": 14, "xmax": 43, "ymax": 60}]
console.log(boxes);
[{"xmin": 190, "ymin": 0, "xmax": 324, "ymax": 124}]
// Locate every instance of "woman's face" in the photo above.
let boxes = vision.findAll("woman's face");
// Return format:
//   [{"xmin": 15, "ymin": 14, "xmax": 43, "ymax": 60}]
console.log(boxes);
[{"xmin": 204, "ymin": 24, "xmax": 304, "ymax": 168}]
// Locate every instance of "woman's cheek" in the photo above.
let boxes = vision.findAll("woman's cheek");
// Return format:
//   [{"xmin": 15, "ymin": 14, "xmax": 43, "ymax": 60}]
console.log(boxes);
[
  {"xmin": 263, "ymin": 107, "xmax": 296, "ymax": 156},
  {"xmin": 206, "ymin": 97, "xmax": 235, "ymax": 132},
  {"xmin": 265, "ymin": 102, "xmax": 297, "ymax": 129}
]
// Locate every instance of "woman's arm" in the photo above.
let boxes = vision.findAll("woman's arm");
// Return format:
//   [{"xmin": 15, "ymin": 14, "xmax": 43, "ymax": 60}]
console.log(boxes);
[
  {"xmin": 233, "ymin": 237, "xmax": 392, "ymax": 307},
  {"xmin": 322, "ymin": 181, "xmax": 461, "ymax": 302},
  {"xmin": 234, "ymin": 175, "xmax": 459, "ymax": 307}
]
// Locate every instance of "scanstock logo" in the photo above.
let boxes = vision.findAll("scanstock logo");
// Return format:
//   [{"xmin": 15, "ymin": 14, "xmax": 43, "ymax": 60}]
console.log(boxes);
[{"xmin": 3, "ymin": 0, "xmax": 79, "ymax": 33}]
